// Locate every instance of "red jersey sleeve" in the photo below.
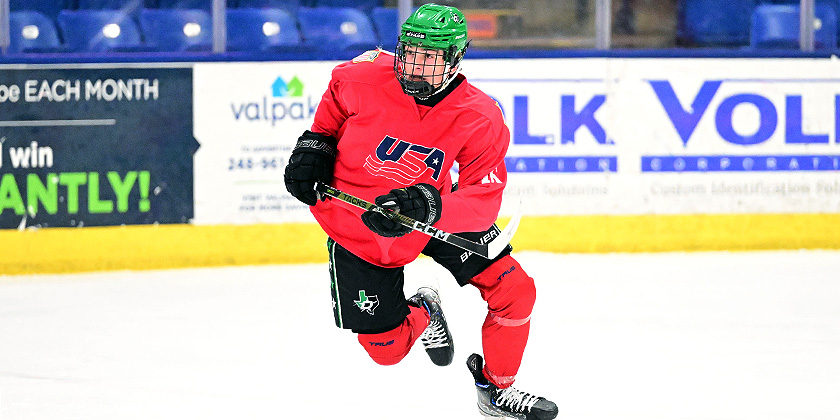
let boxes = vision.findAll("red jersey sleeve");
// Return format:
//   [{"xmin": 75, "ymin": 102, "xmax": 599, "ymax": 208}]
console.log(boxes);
[
  {"xmin": 310, "ymin": 70, "xmax": 351, "ymax": 137},
  {"xmin": 436, "ymin": 108, "xmax": 510, "ymax": 233}
]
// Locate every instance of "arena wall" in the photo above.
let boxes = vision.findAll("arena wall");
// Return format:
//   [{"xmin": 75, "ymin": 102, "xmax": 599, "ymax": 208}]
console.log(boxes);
[{"xmin": 2, "ymin": 56, "xmax": 839, "ymax": 274}]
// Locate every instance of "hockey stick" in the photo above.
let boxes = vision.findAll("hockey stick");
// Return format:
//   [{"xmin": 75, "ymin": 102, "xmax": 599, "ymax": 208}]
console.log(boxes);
[{"xmin": 314, "ymin": 182, "xmax": 520, "ymax": 260}]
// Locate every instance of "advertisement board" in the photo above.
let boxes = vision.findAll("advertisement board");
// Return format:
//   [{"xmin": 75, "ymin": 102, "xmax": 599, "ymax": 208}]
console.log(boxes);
[
  {"xmin": 468, "ymin": 57, "xmax": 840, "ymax": 216},
  {"xmin": 0, "ymin": 66, "xmax": 197, "ymax": 229},
  {"xmin": 192, "ymin": 61, "xmax": 335, "ymax": 225},
  {"xmin": 2, "ymin": 56, "xmax": 838, "ymax": 273},
  {"xmin": 193, "ymin": 57, "xmax": 840, "ymax": 224}
]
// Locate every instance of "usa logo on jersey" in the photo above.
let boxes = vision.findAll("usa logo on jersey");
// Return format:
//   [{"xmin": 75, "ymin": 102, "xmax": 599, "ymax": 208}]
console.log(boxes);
[{"xmin": 365, "ymin": 136, "xmax": 445, "ymax": 184}]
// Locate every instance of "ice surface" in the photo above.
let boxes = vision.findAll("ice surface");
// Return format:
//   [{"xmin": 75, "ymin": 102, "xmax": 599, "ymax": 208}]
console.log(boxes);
[{"xmin": 2, "ymin": 250, "xmax": 839, "ymax": 420}]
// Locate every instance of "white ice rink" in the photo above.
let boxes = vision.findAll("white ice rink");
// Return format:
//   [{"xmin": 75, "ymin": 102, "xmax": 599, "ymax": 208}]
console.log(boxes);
[{"xmin": 2, "ymin": 250, "xmax": 840, "ymax": 420}]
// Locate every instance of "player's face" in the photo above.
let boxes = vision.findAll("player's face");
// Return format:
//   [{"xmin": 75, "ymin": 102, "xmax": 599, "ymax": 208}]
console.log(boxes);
[{"xmin": 402, "ymin": 45, "xmax": 448, "ymax": 87}]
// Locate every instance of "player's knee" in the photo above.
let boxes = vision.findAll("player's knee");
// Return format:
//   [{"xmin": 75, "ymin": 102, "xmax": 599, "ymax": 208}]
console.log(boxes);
[
  {"xmin": 494, "ymin": 268, "xmax": 536, "ymax": 320},
  {"xmin": 357, "ymin": 328, "xmax": 410, "ymax": 366},
  {"xmin": 471, "ymin": 255, "xmax": 536, "ymax": 320}
]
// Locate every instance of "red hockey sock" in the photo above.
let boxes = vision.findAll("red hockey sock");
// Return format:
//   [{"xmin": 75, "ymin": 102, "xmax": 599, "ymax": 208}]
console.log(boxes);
[
  {"xmin": 469, "ymin": 255, "xmax": 536, "ymax": 388},
  {"xmin": 357, "ymin": 305, "xmax": 429, "ymax": 365}
]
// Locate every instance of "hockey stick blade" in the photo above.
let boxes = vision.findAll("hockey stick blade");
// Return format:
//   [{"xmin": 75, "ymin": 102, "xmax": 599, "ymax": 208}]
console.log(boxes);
[{"xmin": 314, "ymin": 182, "xmax": 520, "ymax": 259}]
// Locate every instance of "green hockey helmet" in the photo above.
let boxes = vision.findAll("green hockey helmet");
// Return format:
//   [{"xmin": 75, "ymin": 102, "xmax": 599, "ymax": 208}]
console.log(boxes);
[{"xmin": 394, "ymin": 3, "xmax": 470, "ymax": 98}]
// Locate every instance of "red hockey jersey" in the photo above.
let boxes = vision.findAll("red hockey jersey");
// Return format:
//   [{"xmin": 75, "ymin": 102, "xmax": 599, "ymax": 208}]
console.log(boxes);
[{"xmin": 310, "ymin": 50, "xmax": 510, "ymax": 267}]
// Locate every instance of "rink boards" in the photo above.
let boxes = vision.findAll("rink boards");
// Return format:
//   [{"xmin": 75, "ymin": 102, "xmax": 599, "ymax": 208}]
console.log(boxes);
[{"xmin": 1, "ymin": 56, "xmax": 839, "ymax": 273}]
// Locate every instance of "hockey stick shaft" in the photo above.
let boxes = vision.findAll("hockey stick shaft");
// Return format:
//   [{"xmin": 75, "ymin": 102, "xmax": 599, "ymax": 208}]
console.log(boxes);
[{"xmin": 314, "ymin": 182, "xmax": 518, "ymax": 259}]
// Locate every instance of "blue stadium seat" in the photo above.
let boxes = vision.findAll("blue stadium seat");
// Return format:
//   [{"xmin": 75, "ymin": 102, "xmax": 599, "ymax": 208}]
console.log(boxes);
[
  {"xmin": 297, "ymin": 7, "xmax": 378, "ymax": 51},
  {"xmin": 371, "ymin": 7, "xmax": 418, "ymax": 48},
  {"xmin": 371, "ymin": 7, "xmax": 398, "ymax": 47},
  {"xmin": 10, "ymin": 0, "xmax": 72, "ymax": 20},
  {"xmin": 751, "ymin": 3, "xmax": 838, "ymax": 48},
  {"xmin": 677, "ymin": 0, "xmax": 754, "ymax": 46},
  {"xmin": 140, "ymin": 9, "xmax": 213, "ymax": 52},
  {"xmin": 312, "ymin": 0, "xmax": 382, "ymax": 13},
  {"xmin": 76, "ymin": 0, "xmax": 158, "ymax": 19},
  {"xmin": 236, "ymin": 0, "xmax": 301, "ymax": 13},
  {"xmin": 760, "ymin": 0, "xmax": 839, "ymax": 15},
  {"xmin": 7, "ymin": 11, "xmax": 63, "ymax": 53},
  {"xmin": 226, "ymin": 8, "xmax": 303, "ymax": 51},
  {"xmin": 759, "ymin": 0, "xmax": 840, "ymax": 43},
  {"xmin": 157, "ymin": 0, "xmax": 211, "ymax": 9},
  {"xmin": 57, "ymin": 10, "xmax": 147, "ymax": 52}
]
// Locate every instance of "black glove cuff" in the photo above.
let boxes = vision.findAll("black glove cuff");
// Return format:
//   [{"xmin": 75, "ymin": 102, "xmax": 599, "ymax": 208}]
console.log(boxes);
[
  {"xmin": 294, "ymin": 130, "xmax": 338, "ymax": 158},
  {"xmin": 412, "ymin": 183, "xmax": 442, "ymax": 226}
]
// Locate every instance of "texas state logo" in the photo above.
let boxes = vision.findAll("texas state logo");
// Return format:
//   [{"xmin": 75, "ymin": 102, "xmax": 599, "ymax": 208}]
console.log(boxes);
[
  {"xmin": 364, "ymin": 135, "xmax": 445, "ymax": 184},
  {"xmin": 354, "ymin": 290, "xmax": 379, "ymax": 315}
]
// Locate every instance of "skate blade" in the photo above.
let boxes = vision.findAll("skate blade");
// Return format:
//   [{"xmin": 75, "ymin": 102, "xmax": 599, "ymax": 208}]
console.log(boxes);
[{"xmin": 477, "ymin": 403, "xmax": 506, "ymax": 419}]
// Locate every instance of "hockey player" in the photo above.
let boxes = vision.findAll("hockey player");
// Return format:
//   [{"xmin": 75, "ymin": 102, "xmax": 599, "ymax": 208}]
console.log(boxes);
[{"xmin": 283, "ymin": 4, "xmax": 557, "ymax": 420}]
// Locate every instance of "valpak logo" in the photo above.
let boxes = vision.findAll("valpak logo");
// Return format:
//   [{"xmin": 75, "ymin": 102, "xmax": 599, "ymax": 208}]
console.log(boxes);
[
  {"xmin": 272, "ymin": 75, "xmax": 303, "ymax": 97},
  {"xmin": 230, "ymin": 75, "xmax": 318, "ymax": 126},
  {"xmin": 644, "ymin": 79, "xmax": 840, "ymax": 172}
]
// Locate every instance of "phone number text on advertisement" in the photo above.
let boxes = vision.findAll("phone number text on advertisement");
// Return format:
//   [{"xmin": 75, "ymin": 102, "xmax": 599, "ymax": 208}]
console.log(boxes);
[{"xmin": 228, "ymin": 157, "xmax": 284, "ymax": 171}]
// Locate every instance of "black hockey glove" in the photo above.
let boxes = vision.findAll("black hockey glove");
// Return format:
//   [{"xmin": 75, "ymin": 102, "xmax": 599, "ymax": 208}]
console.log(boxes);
[
  {"xmin": 361, "ymin": 183, "xmax": 442, "ymax": 238},
  {"xmin": 284, "ymin": 130, "xmax": 338, "ymax": 206}
]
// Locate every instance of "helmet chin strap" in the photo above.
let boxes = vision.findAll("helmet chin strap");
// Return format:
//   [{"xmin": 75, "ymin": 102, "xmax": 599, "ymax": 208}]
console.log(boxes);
[
  {"xmin": 401, "ymin": 79, "xmax": 435, "ymax": 98},
  {"xmin": 434, "ymin": 61, "xmax": 462, "ymax": 95}
]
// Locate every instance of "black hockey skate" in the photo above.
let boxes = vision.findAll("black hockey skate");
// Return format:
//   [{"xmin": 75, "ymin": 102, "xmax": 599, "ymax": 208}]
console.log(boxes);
[
  {"xmin": 467, "ymin": 353, "xmax": 558, "ymax": 420},
  {"xmin": 407, "ymin": 287, "xmax": 454, "ymax": 366}
]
